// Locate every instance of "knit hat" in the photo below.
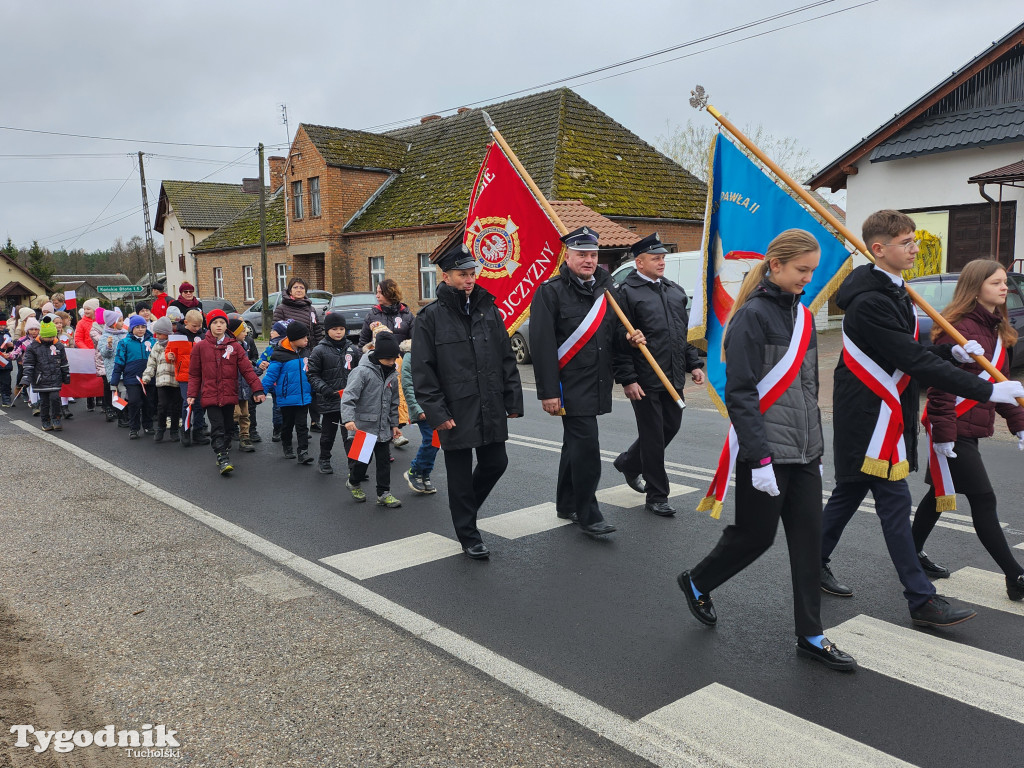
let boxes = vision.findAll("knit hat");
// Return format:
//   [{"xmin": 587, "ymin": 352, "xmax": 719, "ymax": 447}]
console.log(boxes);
[
  {"xmin": 0, "ymin": 311, "xmax": 8, "ymax": 323},
  {"xmin": 25, "ymin": 317, "xmax": 40, "ymax": 332},
  {"xmin": 39, "ymin": 316, "xmax": 57, "ymax": 339},
  {"xmin": 373, "ymin": 331, "xmax": 400, "ymax": 359},
  {"xmin": 179, "ymin": 281, "xmax": 195, "ymax": 292},
  {"xmin": 271, "ymin": 320, "xmax": 289, "ymax": 337},
  {"xmin": 128, "ymin": 315, "xmax": 148, "ymax": 331},
  {"xmin": 324, "ymin": 311, "xmax": 347, "ymax": 332},
  {"xmin": 41, "ymin": 302, "xmax": 54, "ymax": 314},
  {"xmin": 104, "ymin": 309, "xmax": 122, "ymax": 328},
  {"xmin": 82, "ymin": 298, "xmax": 100, "ymax": 313},
  {"xmin": 151, "ymin": 316, "xmax": 174, "ymax": 335},
  {"xmin": 228, "ymin": 318, "xmax": 246, "ymax": 339},
  {"xmin": 165, "ymin": 306, "xmax": 183, "ymax": 322},
  {"xmin": 286, "ymin": 320, "xmax": 309, "ymax": 342},
  {"xmin": 206, "ymin": 309, "xmax": 228, "ymax": 327},
  {"xmin": 19, "ymin": 307, "xmax": 33, "ymax": 322}
]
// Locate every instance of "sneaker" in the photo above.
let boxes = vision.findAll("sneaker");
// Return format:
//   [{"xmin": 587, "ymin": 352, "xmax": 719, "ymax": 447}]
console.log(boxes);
[
  {"xmin": 910, "ymin": 595, "xmax": 977, "ymax": 627},
  {"xmin": 41, "ymin": 420, "xmax": 53, "ymax": 432},
  {"xmin": 405, "ymin": 469, "xmax": 428, "ymax": 494},
  {"xmin": 272, "ymin": 426, "xmax": 282, "ymax": 443},
  {"xmin": 191, "ymin": 430, "xmax": 211, "ymax": 446},
  {"xmin": 32, "ymin": 406, "xmax": 40, "ymax": 417},
  {"xmin": 52, "ymin": 419, "xmax": 62, "ymax": 431},
  {"xmin": 217, "ymin": 452, "xmax": 234, "ymax": 475},
  {"xmin": 154, "ymin": 429, "xmax": 165, "ymax": 443},
  {"xmin": 422, "ymin": 476, "xmax": 437, "ymax": 494},
  {"xmin": 0, "ymin": 396, "xmax": 11, "ymax": 408},
  {"xmin": 169, "ymin": 429, "xmax": 180, "ymax": 442},
  {"xmin": 318, "ymin": 459, "xmax": 333, "ymax": 474},
  {"xmin": 918, "ymin": 551, "xmax": 950, "ymax": 579},
  {"xmin": 297, "ymin": 449, "xmax": 314, "ymax": 465},
  {"xmin": 239, "ymin": 439, "xmax": 255, "ymax": 453},
  {"xmin": 143, "ymin": 426, "xmax": 155, "ymax": 436},
  {"xmin": 394, "ymin": 434, "xmax": 409, "ymax": 448},
  {"xmin": 282, "ymin": 444, "xmax": 296, "ymax": 459},
  {"xmin": 346, "ymin": 480, "xmax": 366, "ymax": 503},
  {"xmin": 129, "ymin": 430, "xmax": 140, "ymax": 440},
  {"xmin": 376, "ymin": 493, "xmax": 402, "ymax": 508},
  {"xmin": 105, "ymin": 408, "xmax": 116, "ymax": 422},
  {"xmin": 1007, "ymin": 574, "xmax": 1024, "ymax": 601},
  {"xmin": 249, "ymin": 431, "xmax": 262, "ymax": 443},
  {"xmin": 62, "ymin": 406, "xmax": 74, "ymax": 420},
  {"xmin": 820, "ymin": 564, "xmax": 853, "ymax": 597},
  {"xmin": 309, "ymin": 421, "xmax": 322, "ymax": 433}
]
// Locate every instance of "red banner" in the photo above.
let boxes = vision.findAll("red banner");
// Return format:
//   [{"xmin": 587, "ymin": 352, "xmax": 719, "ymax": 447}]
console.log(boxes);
[{"xmin": 464, "ymin": 142, "xmax": 564, "ymax": 334}]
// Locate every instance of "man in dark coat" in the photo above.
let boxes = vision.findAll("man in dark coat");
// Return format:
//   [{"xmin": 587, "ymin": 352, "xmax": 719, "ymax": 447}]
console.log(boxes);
[
  {"xmin": 412, "ymin": 243, "xmax": 524, "ymax": 560},
  {"xmin": 529, "ymin": 227, "xmax": 645, "ymax": 536},
  {"xmin": 612, "ymin": 233, "xmax": 705, "ymax": 516}
]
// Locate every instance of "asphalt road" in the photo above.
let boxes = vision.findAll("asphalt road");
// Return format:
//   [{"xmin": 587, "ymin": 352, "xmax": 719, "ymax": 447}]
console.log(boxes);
[{"xmin": 16, "ymin": 379, "xmax": 1024, "ymax": 767}]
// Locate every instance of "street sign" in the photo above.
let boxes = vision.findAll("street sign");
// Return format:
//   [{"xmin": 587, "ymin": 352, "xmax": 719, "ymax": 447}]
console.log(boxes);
[{"xmin": 96, "ymin": 285, "xmax": 144, "ymax": 295}]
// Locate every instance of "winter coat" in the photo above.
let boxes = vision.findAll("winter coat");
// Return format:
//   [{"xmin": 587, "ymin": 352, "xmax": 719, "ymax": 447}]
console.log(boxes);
[
  {"xmin": 307, "ymin": 336, "xmax": 361, "ymax": 413},
  {"xmin": 412, "ymin": 282, "xmax": 523, "ymax": 450},
  {"xmin": 151, "ymin": 293, "xmax": 169, "ymax": 319},
  {"xmin": 97, "ymin": 326, "xmax": 128, "ymax": 381},
  {"xmin": 21, "ymin": 340, "xmax": 70, "ymax": 392},
  {"xmin": 165, "ymin": 325, "xmax": 204, "ymax": 383},
  {"xmin": 358, "ymin": 302, "xmax": 415, "ymax": 347},
  {"xmin": 236, "ymin": 337, "xmax": 259, "ymax": 400},
  {"xmin": 74, "ymin": 316, "xmax": 95, "ymax": 349},
  {"xmin": 341, "ymin": 353, "xmax": 400, "ymax": 442},
  {"xmin": 402, "ymin": 349, "xmax": 424, "ymax": 423},
  {"xmin": 262, "ymin": 343, "xmax": 313, "ymax": 407},
  {"xmin": 168, "ymin": 297, "xmax": 202, "ymax": 318},
  {"xmin": 612, "ymin": 270, "xmax": 703, "ymax": 392},
  {"xmin": 142, "ymin": 339, "xmax": 176, "ymax": 388},
  {"xmin": 186, "ymin": 334, "xmax": 263, "ymax": 408},
  {"xmin": 273, "ymin": 296, "xmax": 324, "ymax": 345},
  {"xmin": 927, "ymin": 304, "xmax": 1024, "ymax": 442},
  {"xmin": 529, "ymin": 263, "xmax": 618, "ymax": 416},
  {"xmin": 110, "ymin": 331, "xmax": 155, "ymax": 387},
  {"xmin": 833, "ymin": 265, "xmax": 994, "ymax": 482},
  {"xmin": 724, "ymin": 280, "xmax": 823, "ymax": 465}
]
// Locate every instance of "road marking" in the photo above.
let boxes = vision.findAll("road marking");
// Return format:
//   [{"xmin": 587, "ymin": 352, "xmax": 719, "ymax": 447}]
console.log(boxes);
[
  {"xmin": 320, "ymin": 533, "xmax": 464, "ymax": 580},
  {"xmin": 478, "ymin": 502, "xmax": 573, "ymax": 539},
  {"xmin": 827, "ymin": 614, "xmax": 1024, "ymax": 725},
  {"xmin": 943, "ymin": 567, "xmax": 1024, "ymax": 616},
  {"xmin": 640, "ymin": 683, "xmax": 914, "ymax": 768},
  {"xmin": 235, "ymin": 570, "xmax": 315, "ymax": 602},
  {"xmin": 596, "ymin": 483, "xmax": 698, "ymax": 509}
]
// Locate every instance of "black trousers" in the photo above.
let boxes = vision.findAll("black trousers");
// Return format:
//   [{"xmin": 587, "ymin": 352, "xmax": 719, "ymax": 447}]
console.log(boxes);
[
  {"xmin": 280, "ymin": 404, "xmax": 309, "ymax": 450},
  {"xmin": 249, "ymin": 395, "xmax": 259, "ymax": 432},
  {"xmin": 349, "ymin": 439, "xmax": 391, "ymax": 496},
  {"xmin": 618, "ymin": 389, "xmax": 684, "ymax": 502},
  {"xmin": 206, "ymin": 403, "xmax": 236, "ymax": 453},
  {"xmin": 821, "ymin": 476, "xmax": 934, "ymax": 610},
  {"xmin": 691, "ymin": 461, "xmax": 823, "ymax": 636},
  {"xmin": 124, "ymin": 383, "xmax": 152, "ymax": 431},
  {"xmin": 319, "ymin": 411, "xmax": 350, "ymax": 460},
  {"xmin": 38, "ymin": 390, "xmax": 62, "ymax": 422},
  {"xmin": 0, "ymin": 366, "xmax": 11, "ymax": 397},
  {"xmin": 444, "ymin": 442, "xmax": 509, "ymax": 548},
  {"xmin": 557, "ymin": 415, "xmax": 603, "ymax": 526},
  {"xmin": 157, "ymin": 386, "xmax": 182, "ymax": 431}
]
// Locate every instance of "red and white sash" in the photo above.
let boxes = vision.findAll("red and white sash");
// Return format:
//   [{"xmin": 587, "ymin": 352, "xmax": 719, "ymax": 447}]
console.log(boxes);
[
  {"xmin": 922, "ymin": 336, "xmax": 1004, "ymax": 512},
  {"xmin": 841, "ymin": 316, "xmax": 918, "ymax": 480},
  {"xmin": 697, "ymin": 304, "xmax": 813, "ymax": 519},
  {"xmin": 557, "ymin": 294, "xmax": 607, "ymax": 369}
]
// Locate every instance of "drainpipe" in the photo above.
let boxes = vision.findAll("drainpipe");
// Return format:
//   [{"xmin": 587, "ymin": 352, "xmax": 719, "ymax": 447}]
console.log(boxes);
[{"xmin": 976, "ymin": 182, "xmax": 1000, "ymax": 263}]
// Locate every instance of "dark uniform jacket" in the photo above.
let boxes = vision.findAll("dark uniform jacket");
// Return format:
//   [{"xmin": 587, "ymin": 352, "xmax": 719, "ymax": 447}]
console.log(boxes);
[
  {"xmin": 529, "ymin": 263, "xmax": 617, "ymax": 416},
  {"xmin": 307, "ymin": 337, "xmax": 362, "ymax": 414},
  {"xmin": 412, "ymin": 282, "xmax": 523, "ymax": 451},
  {"xmin": 833, "ymin": 265, "xmax": 993, "ymax": 482},
  {"xmin": 612, "ymin": 270, "xmax": 703, "ymax": 392},
  {"xmin": 724, "ymin": 280, "xmax": 822, "ymax": 465}
]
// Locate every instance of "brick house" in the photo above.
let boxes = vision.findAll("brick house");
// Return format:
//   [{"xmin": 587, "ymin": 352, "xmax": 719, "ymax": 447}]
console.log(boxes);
[{"xmin": 193, "ymin": 87, "xmax": 706, "ymax": 311}]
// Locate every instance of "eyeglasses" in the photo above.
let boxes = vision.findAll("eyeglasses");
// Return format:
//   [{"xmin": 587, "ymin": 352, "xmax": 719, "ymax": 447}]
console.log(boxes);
[
  {"xmin": 879, "ymin": 238, "xmax": 921, "ymax": 252},
  {"xmin": 181, "ymin": 290, "xmax": 194, "ymax": 294}
]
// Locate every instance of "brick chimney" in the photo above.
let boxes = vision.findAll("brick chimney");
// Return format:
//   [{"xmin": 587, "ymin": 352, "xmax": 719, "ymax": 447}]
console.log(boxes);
[{"xmin": 268, "ymin": 156, "xmax": 286, "ymax": 193}]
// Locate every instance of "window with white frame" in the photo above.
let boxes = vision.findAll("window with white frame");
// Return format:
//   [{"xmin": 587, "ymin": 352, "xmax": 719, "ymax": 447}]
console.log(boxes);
[
  {"xmin": 310, "ymin": 176, "xmax": 321, "ymax": 217},
  {"xmin": 243, "ymin": 265, "xmax": 255, "ymax": 302},
  {"xmin": 292, "ymin": 180, "xmax": 303, "ymax": 220},
  {"xmin": 419, "ymin": 253, "xmax": 437, "ymax": 300},
  {"xmin": 369, "ymin": 257, "xmax": 385, "ymax": 291},
  {"xmin": 276, "ymin": 263, "xmax": 288, "ymax": 293},
  {"xmin": 213, "ymin": 267, "xmax": 224, "ymax": 299}
]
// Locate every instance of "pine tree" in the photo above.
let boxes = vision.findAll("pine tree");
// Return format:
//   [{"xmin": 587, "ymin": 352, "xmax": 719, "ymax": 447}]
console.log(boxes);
[{"xmin": 27, "ymin": 241, "xmax": 55, "ymax": 292}]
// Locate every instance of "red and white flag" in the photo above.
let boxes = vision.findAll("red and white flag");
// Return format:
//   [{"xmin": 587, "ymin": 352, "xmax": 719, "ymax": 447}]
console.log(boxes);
[
  {"xmin": 184, "ymin": 404, "xmax": 194, "ymax": 431},
  {"xmin": 112, "ymin": 393, "xmax": 128, "ymax": 411},
  {"xmin": 431, "ymin": 430, "xmax": 441, "ymax": 448},
  {"xmin": 64, "ymin": 290, "xmax": 77, "ymax": 312},
  {"xmin": 60, "ymin": 348, "xmax": 105, "ymax": 398},
  {"xmin": 347, "ymin": 429, "xmax": 378, "ymax": 463}
]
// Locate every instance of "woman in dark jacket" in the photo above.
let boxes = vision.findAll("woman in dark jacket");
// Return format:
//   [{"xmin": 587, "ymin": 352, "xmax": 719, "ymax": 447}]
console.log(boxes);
[
  {"xmin": 679, "ymin": 229, "xmax": 856, "ymax": 672},
  {"xmin": 274, "ymin": 277, "xmax": 325, "ymax": 428},
  {"xmin": 168, "ymin": 282, "xmax": 202, "ymax": 318},
  {"xmin": 915, "ymin": 259, "xmax": 1024, "ymax": 600},
  {"xmin": 358, "ymin": 278, "xmax": 415, "ymax": 346}
]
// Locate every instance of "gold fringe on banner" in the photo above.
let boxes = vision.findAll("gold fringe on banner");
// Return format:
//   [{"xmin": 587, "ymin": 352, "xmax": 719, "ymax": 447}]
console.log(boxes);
[
  {"xmin": 935, "ymin": 494, "xmax": 957, "ymax": 513},
  {"xmin": 687, "ymin": 132, "xmax": 718, "ymax": 352},
  {"xmin": 888, "ymin": 460, "xmax": 910, "ymax": 481},
  {"xmin": 807, "ymin": 255, "xmax": 854, "ymax": 316},
  {"xmin": 860, "ymin": 456, "xmax": 891, "ymax": 479},
  {"xmin": 696, "ymin": 496, "xmax": 723, "ymax": 520}
]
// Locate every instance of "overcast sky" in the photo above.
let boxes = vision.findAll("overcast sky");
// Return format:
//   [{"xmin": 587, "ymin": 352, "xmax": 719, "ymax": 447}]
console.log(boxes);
[{"xmin": 2, "ymin": 0, "xmax": 1021, "ymax": 254}]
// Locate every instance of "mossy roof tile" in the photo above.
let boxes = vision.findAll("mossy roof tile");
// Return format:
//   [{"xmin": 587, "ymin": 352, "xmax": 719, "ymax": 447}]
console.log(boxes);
[
  {"xmin": 301, "ymin": 124, "xmax": 407, "ymax": 171},
  {"xmin": 156, "ymin": 181, "xmax": 262, "ymax": 232},
  {"xmin": 192, "ymin": 189, "xmax": 286, "ymax": 253}
]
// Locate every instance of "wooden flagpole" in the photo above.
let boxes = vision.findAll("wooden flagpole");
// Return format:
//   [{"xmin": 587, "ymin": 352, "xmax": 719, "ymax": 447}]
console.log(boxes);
[
  {"xmin": 690, "ymin": 87, "xmax": 1023, "ymax": 406},
  {"xmin": 482, "ymin": 111, "xmax": 687, "ymax": 409}
]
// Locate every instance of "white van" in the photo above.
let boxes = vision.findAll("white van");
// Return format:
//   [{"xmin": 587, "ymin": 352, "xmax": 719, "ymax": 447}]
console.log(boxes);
[{"xmin": 611, "ymin": 250, "xmax": 703, "ymax": 296}]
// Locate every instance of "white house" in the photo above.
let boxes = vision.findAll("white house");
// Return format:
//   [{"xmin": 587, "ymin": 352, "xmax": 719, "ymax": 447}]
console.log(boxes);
[{"xmin": 809, "ymin": 22, "xmax": 1024, "ymax": 275}]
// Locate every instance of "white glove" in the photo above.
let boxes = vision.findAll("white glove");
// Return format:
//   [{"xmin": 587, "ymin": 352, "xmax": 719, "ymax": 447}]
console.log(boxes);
[
  {"xmin": 1017, "ymin": 431, "xmax": 1024, "ymax": 451},
  {"xmin": 934, "ymin": 442, "xmax": 957, "ymax": 458},
  {"xmin": 952, "ymin": 340, "xmax": 985, "ymax": 363},
  {"xmin": 751, "ymin": 464, "xmax": 780, "ymax": 496},
  {"xmin": 990, "ymin": 380, "xmax": 1024, "ymax": 404}
]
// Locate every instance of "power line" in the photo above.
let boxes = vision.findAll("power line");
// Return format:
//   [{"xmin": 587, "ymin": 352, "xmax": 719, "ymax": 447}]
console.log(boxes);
[
  {"xmin": 63, "ymin": 159, "xmax": 138, "ymax": 251},
  {"xmin": 0, "ymin": 178, "xmax": 129, "ymax": 183},
  {"xmin": 0, "ymin": 124, "xmax": 256, "ymax": 149}
]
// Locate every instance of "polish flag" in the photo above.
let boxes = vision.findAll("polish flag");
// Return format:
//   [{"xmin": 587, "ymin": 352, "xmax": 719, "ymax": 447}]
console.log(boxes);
[
  {"xmin": 60, "ymin": 348, "xmax": 105, "ymax": 398},
  {"xmin": 112, "ymin": 394, "xmax": 128, "ymax": 410},
  {"xmin": 64, "ymin": 290, "xmax": 77, "ymax": 312},
  {"xmin": 431, "ymin": 430, "xmax": 441, "ymax": 448},
  {"xmin": 347, "ymin": 429, "xmax": 377, "ymax": 463}
]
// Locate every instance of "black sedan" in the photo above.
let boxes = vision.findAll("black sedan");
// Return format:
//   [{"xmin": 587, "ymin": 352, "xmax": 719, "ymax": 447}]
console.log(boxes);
[{"xmin": 325, "ymin": 292, "xmax": 377, "ymax": 342}]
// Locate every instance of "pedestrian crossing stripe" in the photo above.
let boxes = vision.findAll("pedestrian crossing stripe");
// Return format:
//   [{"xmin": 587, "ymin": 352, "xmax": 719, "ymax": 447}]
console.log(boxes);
[
  {"xmin": 320, "ymin": 532, "xmax": 463, "ymax": 580},
  {"xmin": 941, "ymin": 567, "xmax": 1024, "ymax": 617}
]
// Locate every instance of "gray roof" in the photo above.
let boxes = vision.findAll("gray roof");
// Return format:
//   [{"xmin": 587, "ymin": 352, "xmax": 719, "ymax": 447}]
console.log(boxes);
[{"xmin": 869, "ymin": 103, "xmax": 1024, "ymax": 162}]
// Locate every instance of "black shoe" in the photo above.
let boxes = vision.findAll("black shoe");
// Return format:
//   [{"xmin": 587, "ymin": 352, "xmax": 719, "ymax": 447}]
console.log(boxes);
[
  {"xmin": 180, "ymin": 431, "xmax": 192, "ymax": 447},
  {"xmin": 129, "ymin": 430, "xmax": 139, "ymax": 440},
  {"xmin": 272, "ymin": 427, "xmax": 281, "ymax": 442},
  {"xmin": 463, "ymin": 543, "xmax": 490, "ymax": 560},
  {"xmin": 217, "ymin": 452, "xmax": 234, "ymax": 475},
  {"xmin": 677, "ymin": 571, "xmax": 716, "ymax": 626},
  {"xmin": 52, "ymin": 419, "xmax": 62, "ymax": 431},
  {"xmin": 1, "ymin": 396, "xmax": 12, "ymax": 408},
  {"xmin": 282, "ymin": 445, "xmax": 296, "ymax": 459},
  {"xmin": 645, "ymin": 501, "xmax": 676, "ymax": 517},
  {"xmin": 614, "ymin": 456, "xmax": 647, "ymax": 494},
  {"xmin": 309, "ymin": 421, "xmax": 321, "ymax": 432},
  {"xmin": 580, "ymin": 521, "xmax": 616, "ymax": 536},
  {"xmin": 1007, "ymin": 574, "xmax": 1024, "ymax": 601},
  {"xmin": 297, "ymin": 449, "xmax": 313, "ymax": 464},
  {"xmin": 796, "ymin": 637, "xmax": 857, "ymax": 672},
  {"xmin": 910, "ymin": 595, "xmax": 977, "ymax": 627},
  {"xmin": 249, "ymin": 431, "xmax": 262, "ymax": 443},
  {"xmin": 191, "ymin": 430, "xmax": 211, "ymax": 446},
  {"xmin": 154, "ymin": 430, "xmax": 165, "ymax": 443},
  {"xmin": 62, "ymin": 406, "xmax": 74, "ymax": 420},
  {"xmin": 918, "ymin": 551, "xmax": 951, "ymax": 579},
  {"xmin": 41, "ymin": 420, "xmax": 53, "ymax": 432},
  {"xmin": 105, "ymin": 409, "xmax": 116, "ymax": 422},
  {"xmin": 239, "ymin": 440, "xmax": 255, "ymax": 452},
  {"xmin": 169, "ymin": 429, "xmax": 180, "ymax": 442},
  {"xmin": 318, "ymin": 459, "xmax": 333, "ymax": 474},
  {"xmin": 556, "ymin": 509, "xmax": 578, "ymax": 523},
  {"xmin": 117, "ymin": 418, "xmax": 130, "ymax": 428},
  {"xmin": 200, "ymin": 426, "xmax": 210, "ymax": 437},
  {"xmin": 143, "ymin": 426, "xmax": 155, "ymax": 436},
  {"xmin": 820, "ymin": 564, "xmax": 854, "ymax": 597}
]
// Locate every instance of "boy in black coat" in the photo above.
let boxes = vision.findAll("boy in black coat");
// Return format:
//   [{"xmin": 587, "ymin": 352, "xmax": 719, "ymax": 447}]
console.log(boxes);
[{"xmin": 307, "ymin": 312, "xmax": 362, "ymax": 474}]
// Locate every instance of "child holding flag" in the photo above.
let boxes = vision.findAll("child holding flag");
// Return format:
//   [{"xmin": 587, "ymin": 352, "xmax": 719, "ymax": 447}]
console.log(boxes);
[
  {"xmin": 110, "ymin": 315, "xmax": 155, "ymax": 440},
  {"xmin": 21, "ymin": 316, "xmax": 70, "ymax": 431},
  {"xmin": 679, "ymin": 230, "xmax": 857, "ymax": 672},
  {"xmin": 307, "ymin": 313, "xmax": 361, "ymax": 474},
  {"xmin": 166, "ymin": 309, "xmax": 209, "ymax": 447},
  {"xmin": 142, "ymin": 316, "xmax": 180, "ymax": 442},
  {"xmin": 96, "ymin": 310, "xmax": 128, "ymax": 427},
  {"xmin": 341, "ymin": 330, "xmax": 402, "ymax": 506},
  {"xmin": 262, "ymin": 321, "xmax": 314, "ymax": 465}
]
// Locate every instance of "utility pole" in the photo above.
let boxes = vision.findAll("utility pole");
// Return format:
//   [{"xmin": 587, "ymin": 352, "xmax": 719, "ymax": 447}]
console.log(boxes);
[
  {"xmin": 280, "ymin": 104, "xmax": 290, "ymax": 148},
  {"xmin": 258, "ymin": 143, "xmax": 271, "ymax": 339},
  {"xmin": 137, "ymin": 151, "xmax": 158, "ymax": 292}
]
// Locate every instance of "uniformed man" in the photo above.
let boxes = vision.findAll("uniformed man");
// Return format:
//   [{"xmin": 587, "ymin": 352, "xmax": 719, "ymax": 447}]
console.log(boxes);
[
  {"xmin": 412, "ymin": 241, "xmax": 524, "ymax": 560},
  {"xmin": 612, "ymin": 233, "xmax": 705, "ymax": 516},
  {"xmin": 529, "ymin": 226, "xmax": 645, "ymax": 535}
]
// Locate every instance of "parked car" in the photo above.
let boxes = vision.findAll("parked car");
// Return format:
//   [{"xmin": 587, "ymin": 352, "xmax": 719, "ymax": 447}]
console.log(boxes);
[
  {"xmin": 909, "ymin": 271, "xmax": 1024, "ymax": 367},
  {"xmin": 511, "ymin": 319, "xmax": 532, "ymax": 365},
  {"xmin": 611, "ymin": 250, "xmax": 703, "ymax": 296},
  {"xmin": 324, "ymin": 292, "xmax": 377, "ymax": 341},
  {"xmin": 199, "ymin": 298, "xmax": 237, "ymax": 315},
  {"xmin": 240, "ymin": 290, "xmax": 332, "ymax": 337}
]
